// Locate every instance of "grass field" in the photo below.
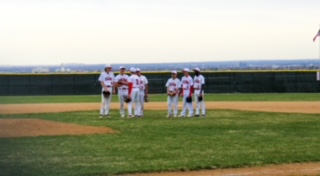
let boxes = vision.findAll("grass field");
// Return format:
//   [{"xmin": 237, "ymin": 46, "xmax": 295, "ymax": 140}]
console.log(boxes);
[
  {"xmin": 1, "ymin": 93, "xmax": 320, "ymax": 104},
  {"xmin": 0, "ymin": 93, "xmax": 320, "ymax": 176}
]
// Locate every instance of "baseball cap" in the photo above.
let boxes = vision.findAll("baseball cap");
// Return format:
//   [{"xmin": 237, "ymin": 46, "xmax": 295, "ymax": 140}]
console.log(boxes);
[
  {"xmin": 104, "ymin": 64, "xmax": 111, "ymax": 68},
  {"xmin": 193, "ymin": 67, "xmax": 200, "ymax": 72},
  {"xmin": 183, "ymin": 68, "xmax": 190, "ymax": 72},
  {"xmin": 136, "ymin": 68, "xmax": 141, "ymax": 72},
  {"xmin": 119, "ymin": 66, "xmax": 125, "ymax": 70},
  {"xmin": 130, "ymin": 67, "xmax": 136, "ymax": 72},
  {"xmin": 171, "ymin": 70, "xmax": 177, "ymax": 74}
]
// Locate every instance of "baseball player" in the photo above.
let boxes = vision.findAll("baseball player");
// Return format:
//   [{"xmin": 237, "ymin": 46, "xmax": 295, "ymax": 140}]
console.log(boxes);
[
  {"xmin": 127, "ymin": 67, "xmax": 141, "ymax": 118},
  {"xmin": 136, "ymin": 68, "xmax": 148, "ymax": 117},
  {"xmin": 98, "ymin": 64, "xmax": 115, "ymax": 118},
  {"xmin": 193, "ymin": 67, "xmax": 206, "ymax": 117},
  {"xmin": 114, "ymin": 66, "xmax": 129, "ymax": 118},
  {"xmin": 165, "ymin": 70, "xmax": 181, "ymax": 118},
  {"xmin": 179, "ymin": 68, "xmax": 194, "ymax": 117}
]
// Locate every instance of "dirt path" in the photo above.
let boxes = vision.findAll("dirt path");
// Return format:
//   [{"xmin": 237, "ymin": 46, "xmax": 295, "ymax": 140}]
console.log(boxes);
[
  {"xmin": 130, "ymin": 162, "xmax": 320, "ymax": 176},
  {"xmin": 0, "ymin": 119, "xmax": 117, "ymax": 138},
  {"xmin": 0, "ymin": 102, "xmax": 319, "ymax": 114}
]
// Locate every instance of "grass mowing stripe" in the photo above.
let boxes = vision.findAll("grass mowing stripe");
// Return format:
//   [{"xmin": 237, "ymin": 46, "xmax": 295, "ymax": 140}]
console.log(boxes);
[
  {"xmin": 1, "ymin": 93, "xmax": 320, "ymax": 104},
  {"xmin": 0, "ymin": 110, "xmax": 320, "ymax": 176}
]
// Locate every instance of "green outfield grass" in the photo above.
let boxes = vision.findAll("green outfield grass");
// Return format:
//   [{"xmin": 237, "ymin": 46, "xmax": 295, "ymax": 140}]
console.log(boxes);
[
  {"xmin": 0, "ymin": 93, "xmax": 319, "ymax": 104},
  {"xmin": 0, "ymin": 110, "xmax": 320, "ymax": 176}
]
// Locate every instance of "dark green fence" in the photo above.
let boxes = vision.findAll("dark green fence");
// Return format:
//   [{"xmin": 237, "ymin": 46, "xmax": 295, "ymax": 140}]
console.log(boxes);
[{"xmin": 0, "ymin": 71, "xmax": 319, "ymax": 95}]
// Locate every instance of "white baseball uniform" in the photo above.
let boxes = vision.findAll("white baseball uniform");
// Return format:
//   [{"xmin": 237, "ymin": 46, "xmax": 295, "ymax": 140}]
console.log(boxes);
[
  {"xmin": 165, "ymin": 77, "xmax": 181, "ymax": 117},
  {"xmin": 98, "ymin": 71, "xmax": 114, "ymax": 116},
  {"xmin": 180, "ymin": 75, "xmax": 194, "ymax": 117},
  {"xmin": 128, "ymin": 74, "xmax": 141, "ymax": 117},
  {"xmin": 138, "ymin": 75, "xmax": 148, "ymax": 116},
  {"xmin": 114, "ymin": 74, "xmax": 129, "ymax": 117},
  {"xmin": 194, "ymin": 74, "xmax": 206, "ymax": 116}
]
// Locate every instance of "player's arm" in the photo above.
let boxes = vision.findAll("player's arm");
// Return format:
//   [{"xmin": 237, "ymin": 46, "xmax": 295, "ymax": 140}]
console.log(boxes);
[
  {"xmin": 189, "ymin": 78, "xmax": 194, "ymax": 97},
  {"xmin": 189, "ymin": 85, "xmax": 194, "ymax": 97},
  {"xmin": 112, "ymin": 80, "xmax": 116, "ymax": 94},
  {"xmin": 145, "ymin": 83, "xmax": 148, "ymax": 96},
  {"xmin": 179, "ymin": 85, "xmax": 183, "ymax": 96},
  {"xmin": 100, "ymin": 81, "xmax": 108, "ymax": 91},
  {"xmin": 200, "ymin": 76, "xmax": 205, "ymax": 95},
  {"xmin": 128, "ymin": 82, "xmax": 133, "ymax": 96}
]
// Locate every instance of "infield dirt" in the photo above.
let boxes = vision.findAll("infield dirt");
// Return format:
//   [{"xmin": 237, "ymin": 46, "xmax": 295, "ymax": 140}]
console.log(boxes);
[{"xmin": 0, "ymin": 101, "xmax": 320, "ymax": 114}]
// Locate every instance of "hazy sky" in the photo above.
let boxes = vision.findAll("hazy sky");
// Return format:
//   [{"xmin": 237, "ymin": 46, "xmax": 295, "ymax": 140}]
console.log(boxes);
[{"xmin": 0, "ymin": 0, "xmax": 320, "ymax": 66}]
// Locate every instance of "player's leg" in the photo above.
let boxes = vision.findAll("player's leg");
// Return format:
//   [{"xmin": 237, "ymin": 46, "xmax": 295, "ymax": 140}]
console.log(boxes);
[
  {"xmin": 127, "ymin": 93, "xmax": 133, "ymax": 118},
  {"xmin": 187, "ymin": 101, "xmax": 194, "ymax": 117},
  {"xmin": 194, "ymin": 93, "xmax": 200, "ymax": 116},
  {"xmin": 139, "ymin": 92, "xmax": 145, "ymax": 117},
  {"xmin": 100, "ymin": 92, "xmax": 106, "ymax": 117},
  {"xmin": 133, "ymin": 90, "xmax": 140, "ymax": 117},
  {"xmin": 185, "ymin": 90, "xmax": 193, "ymax": 117},
  {"xmin": 179, "ymin": 94, "xmax": 187, "ymax": 117},
  {"xmin": 167, "ymin": 96, "xmax": 173, "ymax": 117},
  {"xmin": 104, "ymin": 89, "xmax": 112, "ymax": 117},
  {"xmin": 118, "ymin": 91, "xmax": 125, "ymax": 117},
  {"xmin": 201, "ymin": 93, "xmax": 206, "ymax": 117},
  {"xmin": 173, "ymin": 95, "xmax": 179, "ymax": 117}
]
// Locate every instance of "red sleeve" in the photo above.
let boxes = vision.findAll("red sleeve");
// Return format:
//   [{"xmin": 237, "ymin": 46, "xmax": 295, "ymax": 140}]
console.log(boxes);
[
  {"xmin": 128, "ymin": 82, "xmax": 133, "ymax": 96},
  {"xmin": 189, "ymin": 85, "xmax": 194, "ymax": 96}
]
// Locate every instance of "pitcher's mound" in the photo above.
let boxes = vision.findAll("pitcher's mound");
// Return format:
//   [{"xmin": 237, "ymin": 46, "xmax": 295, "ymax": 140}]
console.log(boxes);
[{"xmin": 0, "ymin": 119, "xmax": 117, "ymax": 138}]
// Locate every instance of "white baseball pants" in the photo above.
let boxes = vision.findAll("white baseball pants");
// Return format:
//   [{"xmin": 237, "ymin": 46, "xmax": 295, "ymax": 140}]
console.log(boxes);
[
  {"xmin": 118, "ymin": 88, "xmax": 128, "ymax": 117},
  {"xmin": 167, "ymin": 94, "xmax": 179, "ymax": 116},
  {"xmin": 100, "ymin": 88, "xmax": 112, "ymax": 115},
  {"xmin": 128, "ymin": 88, "xmax": 140, "ymax": 116},
  {"xmin": 180, "ymin": 90, "xmax": 193, "ymax": 117},
  {"xmin": 194, "ymin": 91, "xmax": 206, "ymax": 116},
  {"xmin": 138, "ymin": 91, "xmax": 145, "ymax": 116}
]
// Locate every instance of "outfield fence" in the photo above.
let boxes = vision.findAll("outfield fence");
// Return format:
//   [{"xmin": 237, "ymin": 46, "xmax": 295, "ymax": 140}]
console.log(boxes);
[{"xmin": 0, "ymin": 70, "xmax": 319, "ymax": 95}]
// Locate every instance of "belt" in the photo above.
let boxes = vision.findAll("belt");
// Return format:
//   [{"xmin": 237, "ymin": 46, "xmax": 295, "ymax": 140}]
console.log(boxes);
[
  {"xmin": 133, "ymin": 87, "xmax": 139, "ymax": 88},
  {"xmin": 119, "ymin": 88, "xmax": 127, "ymax": 90},
  {"xmin": 194, "ymin": 88, "xmax": 200, "ymax": 90},
  {"xmin": 106, "ymin": 86, "xmax": 111, "ymax": 87}
]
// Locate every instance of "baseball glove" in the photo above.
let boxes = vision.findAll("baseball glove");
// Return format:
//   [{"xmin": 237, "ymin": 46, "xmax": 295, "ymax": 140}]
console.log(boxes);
[
  {"xmin": 198, "ymin": 95, "xmax": 203, "ymax": 102},
  {"xmin": 125, "ymin": 97, "xmax": 131, "ymax": 103},
  {"xmin": 168, "ymin": 91, "xmax": 176, "ymax": 97},
  {"xmin": 186, "ymin": 96, "xmax": 192, "ymax": 103},
  {"xmin": 102, "ymin": 91, "xmax": 110, "ymax": 98},
  {"xmin": 144, "ymin": 95, "xmax": 149, "ymax": 102}
]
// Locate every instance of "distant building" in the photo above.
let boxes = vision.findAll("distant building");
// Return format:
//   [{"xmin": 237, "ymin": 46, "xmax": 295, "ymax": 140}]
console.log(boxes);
[
  {"xmin": 32, "ymin": 67, "xmax": 50, "ymax": 73},
  {"xmin": 55, "ymin": 63, "xmax": 71, "ymax": 72}
]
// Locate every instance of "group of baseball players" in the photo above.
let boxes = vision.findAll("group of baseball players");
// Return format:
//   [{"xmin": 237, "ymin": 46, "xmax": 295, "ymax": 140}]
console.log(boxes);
[
  {"xmin": 98, "ymin": 64, "xmax": 148, "ymax": 118},
  {"xmin": 166, "ymin": 67, "xmax": 206, "ymax": 118},
  {"xmin": 98, "ymin": 64, "xmax": 206, "ymax": 118}
]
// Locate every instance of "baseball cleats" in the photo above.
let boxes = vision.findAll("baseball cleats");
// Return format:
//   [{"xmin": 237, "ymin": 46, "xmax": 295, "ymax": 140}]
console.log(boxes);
[
  {"xmin": 195, "ymin": 114, "xmax": 200, "ymax": 117},
  {"xmin": 178, "ymin": 115, "xmax": 185, "ymax": 117},
  {"xmin": 166, "ymin": 114, "xmax": 172, "ymax": 118},
  {"xmin": 121, "ymin": 115, "xmax": 125, "ymax": 118},
  {"xmin": 99, "ymin": 114, "xmax": 104, "ymax": 118},
  {"xmin": 202, "ymin": 114, "xmax": 206, "ymax": 117}
]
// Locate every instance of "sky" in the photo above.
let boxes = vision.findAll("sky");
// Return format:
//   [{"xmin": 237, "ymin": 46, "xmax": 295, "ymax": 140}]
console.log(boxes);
[{"xmin": 0, "ymin": 0, "xmax": 320, "ymax": 66}]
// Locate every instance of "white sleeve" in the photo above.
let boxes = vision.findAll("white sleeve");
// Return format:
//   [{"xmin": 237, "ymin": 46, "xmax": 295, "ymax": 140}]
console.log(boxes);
[
  {"xmin": 98, "ymin": 73, "xmax": 104, "ymax": 82},
  {"xmin": 190, "ymin": 77, "xmax": 194, "ymax": 86},
  {"xmin": 202, "ymin": 75, "xmax": 205, "ymax": 84},
  {"xmin": 165, "ymin": 79, "xmax": 170, "ymax": 87},
  {"xmin": 144, "ymin": 76, "xmax": 148, "ymax": 84}
]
